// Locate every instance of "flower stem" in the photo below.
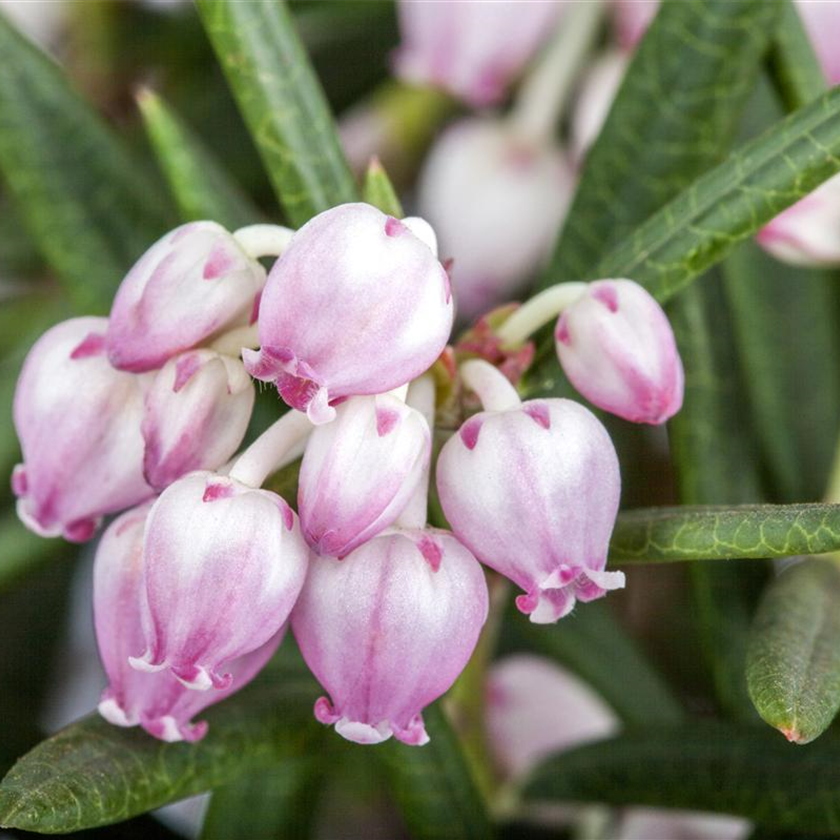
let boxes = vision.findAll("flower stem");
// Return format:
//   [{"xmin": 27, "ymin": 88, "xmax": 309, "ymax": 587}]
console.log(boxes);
[
  {"xmin": 395, "ymin": 375, "xmax": 436, "ymax": 530},
  {"xmin": 460, "ymin": 359, "xmax": 522, "ymax": 412},
  {"xmin": 496, "ymin": 282, "xmax": 589, "ymax": 346},
  {"xmin": 210, "ymin": 324, "xmax": 259, "ymax": 357},
  {"xmin": 508, "ymin": 0, "xmax": 605, "ymax": 145},
  {"xmin": 228, "ymin": 410, "xmax": 313, "ymax": 488},
  {"xmin": 233, "ymin": 224, "xmax": 294, "ymax": 259}
]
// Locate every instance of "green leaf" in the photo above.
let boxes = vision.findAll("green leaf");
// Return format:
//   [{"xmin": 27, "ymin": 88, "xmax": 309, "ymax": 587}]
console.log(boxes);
[
  {"xmin": 747, "ymin": 559, "xmax": 840, "ymax": 745},
  {"xmin": 723, "ymin": 243, "xmax": 840, "ymax": 502},
  {"xmin": 196, "ymin": 0, "xmax": 358, "ymax": 227},
  {"xmin": 609, "ymin": 503, "xmax": 840, "ymax": 564},
  {"xmin": 538, "ymin": 0, "xmax": 779, "ymax": 290},
  {"xmin": 0, "ymin": 15, "xmax": 172, "ymax": 311},
  {"xmin": 376, "ymin": 704, "xmax": 493, "ymax": 840},
  {"xmin": 500, "ymin": 601, "xmax": 684, "ymax": 726},
  {"xmin": 768, "ymin": 0, "xmax": 826, "ymax": 112},
  {"xmin": 201, "ymin": 757, "xmax": 323, "ymax": 840},
  {"xmin": 362, "ymin": 158, "xmax": 404, "ymax": 218},
  {"xmin": 590, "ymin": 87, "xmax": 840, "ymax": 305},
  {"xmin": 137, "ymin": 88, "xmax": 260, "ymax": 230},
  {"xmin": 0, "ymin": 674, "xmax": 321, "ymax": 834},
  {"xmin": 668, "ymin": 277, "xmax": 767, "ymax": 720},
  {"xmin": 525, "ymin": 721, "xmax": 840, "ymax": 835}
]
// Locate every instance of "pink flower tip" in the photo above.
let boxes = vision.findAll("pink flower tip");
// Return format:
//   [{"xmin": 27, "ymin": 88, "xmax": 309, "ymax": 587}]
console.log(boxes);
[{"xmin": 554, "ymin": 279, "xmax": 684, "ymax": 425}]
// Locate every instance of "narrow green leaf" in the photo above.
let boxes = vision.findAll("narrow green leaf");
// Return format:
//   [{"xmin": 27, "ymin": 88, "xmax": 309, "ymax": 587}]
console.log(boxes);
[
  {"xmin": 201, "ymin": 757, "xmax": 323, "ymax": 840},
  {"xmin": 195, "ymin": 0, "xmax": 358, "ymax": 227},
  {"xmin": 0, "ymin": 15, "xmax": 172, "ymax": 311},
  {"xmin": 0, "ymin": 675, "xmax": 320, "ymax": 834},
  {"xmin": 500, "ymin": 601, "xmax": 684, "ymax": 726},
  {"xmin": 747, "ymin": 559, "xmax": 840, "ymax": 745},
  {"xmin": 590, "ymin": 87, "xmax": 840, "ymax": 304},
  {"xmin": 137, "ymin": 88, "xmax": 260, "ymax": 230},
  {"xmin": 525, "ymin": 721, "xmax": 840, "ymax": 835},
  {"xmin": 609, "ymin": 503, "xmax": 840, "ymax": 564},
  {"xmin": 723, "ymin": 243, "xmax": 840, "ymax": 502},
  {"xmin": 668, "ymin": 277, "xmax": 766, "ymax": 720},
  {"xmin": 768, "ymin": 0, "xmax": 826, "ymax": 111},
  {"xmin": 376, "ymin": 704, "xmax": 493, "ymax": 840},
  {"xmin": 362, "ymin": 158, "xmax": 404, "ymax": 218},
  {"xmin": 539, "ymin": 0, "xmax": 779, "ymax": 289}
]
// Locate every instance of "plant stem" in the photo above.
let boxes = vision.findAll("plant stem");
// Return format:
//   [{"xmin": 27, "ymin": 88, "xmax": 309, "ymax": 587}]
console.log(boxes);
[
  {"xmin": 496, "ymin": 282, "xmax": 588, "ymax": 346},
  {"xmin": 233, "ymin": 223, "xmax": 294, "ymax": 259},
  {"xmin": 210, "ymin": 324, "xmax": 259, "ymax": 356},
  {"xmin": 228, "ymin": 410, "xmax": 313, "ymax": 488},
  {"xmin": 508, "ymin": 0, "xmax": 605, "ymax": 145},
  {"xmin": 460, "ymin": 359, "xmax": 522, "ymax": 411}
]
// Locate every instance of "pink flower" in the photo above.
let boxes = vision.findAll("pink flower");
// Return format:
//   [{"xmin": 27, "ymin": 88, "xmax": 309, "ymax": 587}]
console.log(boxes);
[
  {"xmin": 107, "ymin": 222, "xmax": 265, "ymax": 373},
  {"xmin": 142, "ymin": 349, "xmax": 255, "ymax": 492},
  {"xmin": 555, "ymin": 280, "xmax": 684, "ymax": 424},
  {"xmin": 292, "ymin": 528, "xmax": 488, "ymax": 745},
  {"xmin": 393, "ymin": 0, "xmax": 563, "ymax": 107},
  {"xmin": 12, "ymin": 317, "xmax": 150, "ymax": 542},
  {"xmin": 436, "ymin": 398, "xmax": 623, "ymax": 623},
  {"xmin": 756, "ymin": 172, "xmax": 840, "ymax": 268},
  {"xmin": 298, "ymin": 394, "xmax": 431, "ymax": 557},
  {"xmin": 244, "ymin": 204, "xmax": 453, "ymax": 424},
  {"xmin": 611, "ymin": 0, "xmax": 660, "ymax": 50},
  {"xmin": 796, "ymin": 0, "xmax": 840, "ymax": 85},
  {"xmin": 418, "ymin": 118, "xmax": 574, "ymax": 323},
  {"xmin": 487, "ymin": 655, "xmax": 618, "ymax": 779},
  {"xmin": 95, "ymin": 504, "xmax": 282, "ymax": 743},
  {"xmin": 129, "ymin": 471, "xmax": 309, "ymax": 690}
]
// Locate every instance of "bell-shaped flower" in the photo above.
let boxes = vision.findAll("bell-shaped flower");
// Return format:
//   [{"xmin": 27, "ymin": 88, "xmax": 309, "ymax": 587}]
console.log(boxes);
[
  {"xmin": 418, "ymin": 118, "xmax": 574, "ymax": 323},
  {"xmin": 756, "ymin": 173, "xmax": 840, "ymax": 268},
  {"xmin": 487, "ymin": 654, "xmax": 618, "ymax": 779},
  {"xmin": 298, "ymin": 394, "xmax": 431, "ymax": 557},
  {"xmin": 436, "ymin": 397, "xmax": 622, "ymax": 623},
  {"xmin": 393, "ymin": 0, "xmax": 562, "ymax": 107},
  {"xmin": 12, "ymin": 317, "xmax": 150, "ymax": 542},
  {"xmin": 142, "ymin": 349, "xmax": 255, "ymax": 492},
  {"xmin": 292, "ymin": 527, "xmax": 488, "ymax": 746},
  {"xmin": 244, "ymin": 203, "xmax": 453, "ymax": 424},
  {"xmin": 95, "ymin": 504, "xmax": 282, "ymax": 743},
  {"xmin": 554, "ymin": 280, "xmax": 684, "ymax": 424},
  {"xmin": 129, "ymin": 471, "xmax": 309, "ymax": 690},
  {"xmin": 107, "ymin": 221, "xmax": 265, "ymax": 373}
]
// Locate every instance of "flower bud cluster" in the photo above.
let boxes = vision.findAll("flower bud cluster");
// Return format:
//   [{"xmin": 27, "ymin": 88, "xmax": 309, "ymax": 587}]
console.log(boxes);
[{"xmin": 12, "ymin": 202, "xmax": 684, "ymax": 745}]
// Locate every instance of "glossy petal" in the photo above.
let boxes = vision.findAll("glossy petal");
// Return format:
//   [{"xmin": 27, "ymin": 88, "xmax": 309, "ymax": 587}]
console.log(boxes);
[
  {"xmin": 437, "ymin": 398, "xmax": 622, "ymax": 623},
  {"xmin": 292, "ymin": 528, "xmax": 488, "ymax": 745},
  {"xmin": 142, "ymin": 349, "xmax": 255, "ymax": 492},
  {"xmin": 418, "ymin": 118, "xmax": 574, "ymax": 323},
  {"xmin": 131, "ymin": 471, "xmax": 309, "ymax": 690},
  {"xmin": 298, "ymin": 394, "xmax": 431, "ymax": 557},
  {"xmin": 107, "ymin": 221, "xmax": 265, "ymax": 372},
  {"xmin": 394, "ymin": 0, "xmax": 563, "ymax": 106},
  {"xmin": 94, "ymin": 503, "xmax": 282, "ymax": 743},
  {"xmin": 12, "ymin": 317, "xmax": 150, "ymax": 542},
  {"xmin": 245, "ymin": 203, "xmax": 452, "ymax": 424},
  {"xmin": 555, "ymin": 280, "xmax": 684, "ymax": 424}
]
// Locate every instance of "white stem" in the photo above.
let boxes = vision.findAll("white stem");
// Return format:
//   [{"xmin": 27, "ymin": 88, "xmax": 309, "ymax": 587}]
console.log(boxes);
[
  {"xmin": 233, "ymin": 224, "xmax": 294, "ymax": 260},
  {"xmin": 210, "ymin": 324, "xmax": 260, "ymax": 357},
  {"xmin": 395, "ymin": 376, "xmax": 436, "ymax": 531},
  {"xmin": 508, "ymin": 0, "xmax": 606, "ymax": 145},
  {"xmin": 228, "ymin": 410, "xmax": 313, "ymax": 488},
  {"xmin": 496, "ymin": 282, "xmax": 588, "ymax": 345},
  {"xmin": 386, "ymin": 384, "xmax": 409, "ymax": 402},
  {"xmin": 460, "ymin": 360, "xmax": 521, "ymax": 412}
]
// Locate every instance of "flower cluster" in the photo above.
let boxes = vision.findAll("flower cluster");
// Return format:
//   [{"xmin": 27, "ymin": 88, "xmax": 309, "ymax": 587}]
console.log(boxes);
[{"xmin": 12, "ymin": 201, "xmax": 683, "ymax": 745}]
